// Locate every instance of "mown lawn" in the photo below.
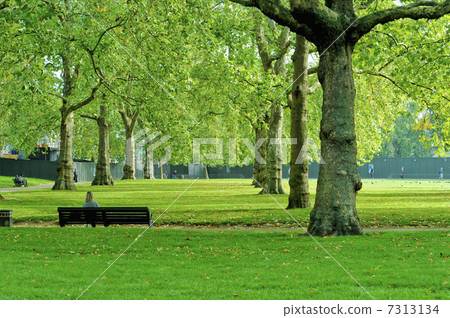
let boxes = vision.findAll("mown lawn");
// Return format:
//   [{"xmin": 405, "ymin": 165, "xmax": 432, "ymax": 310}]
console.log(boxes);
[
  {"xmin": 0, "ymin": 176, "xmax": 53, "ymax": 189},
  {"xmin": 0, "ymin": 179, "xmax": 448, "ymax": 228},
  {"xmin": 0, "ymin": 228, "xmax": 447, "ymax": 300}
]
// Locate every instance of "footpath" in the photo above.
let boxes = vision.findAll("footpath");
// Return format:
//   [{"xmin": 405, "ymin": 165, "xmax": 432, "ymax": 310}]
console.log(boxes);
[{"xmin": 1, "ymin": 181, "xmax": 90, "ymax": 192}]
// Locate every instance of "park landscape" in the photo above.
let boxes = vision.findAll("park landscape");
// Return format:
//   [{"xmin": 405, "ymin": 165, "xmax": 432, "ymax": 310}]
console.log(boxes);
[{"xmin": 0, "ymin": 0, "xmax": 449, "ymax": 302}]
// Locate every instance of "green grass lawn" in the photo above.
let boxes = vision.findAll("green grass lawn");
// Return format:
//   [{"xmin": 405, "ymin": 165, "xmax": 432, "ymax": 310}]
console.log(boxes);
[
  {"xmin": 0, "ymin": 176, "xmax": 53, "ymax": 188},
  {"xmin": 0, "ymin": 228, "xmax": 447, "ymax": 300},
  {"xmin": 0, "ymin": 179, "xmax": 448, "ymax": 228}
]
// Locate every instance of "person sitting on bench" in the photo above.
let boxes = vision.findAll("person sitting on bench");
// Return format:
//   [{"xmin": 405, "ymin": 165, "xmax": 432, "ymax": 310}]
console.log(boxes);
[
  {"xmin": 82, "ymin": 191, "xmax": 99, "ymax": 227},
  {"xmin": 13, "ymin": 175, "xmax": 25, "ymax": 187},
  {"xmin": 18, "ymin": 174, "xmax": 28, "ymax": 187}
]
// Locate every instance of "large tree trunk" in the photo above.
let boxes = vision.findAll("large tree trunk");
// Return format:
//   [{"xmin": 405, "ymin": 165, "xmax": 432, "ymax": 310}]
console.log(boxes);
[
  {"xmin": 287, "ymin": 35, "xmax": 311, "ymax": 209},
  {"xmin": 53, "ymin": 53, "xmax": 76, "ymax": 190},
  {"xmin": 265, "ymin": 103, "xmax": 285, "ymax": 194},
  {"xmin": 308, "ymin": 41, "xmax": 363, "ymax": 236},
  {"xmin": 53, "ymin": 109, "xmax": 76, "ymax": 190},
  {"xmin": 92, "ymin": 105, "xmax": 114, "ymax": 186},
  {"xmin": 252, "ymin": 124, "xmax": 268, "ymax": 188},
  {"xmin": 144, "ymin": 149, "xmax": 155, "ymax": 179},
  {"xmin": 120, "ymin": 109, "xmax": 139, "ymax": 180}
]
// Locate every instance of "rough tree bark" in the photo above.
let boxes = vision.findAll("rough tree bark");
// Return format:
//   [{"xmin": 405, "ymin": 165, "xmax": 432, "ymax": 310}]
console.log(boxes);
[
  {"xmin": 287, "ymin": 35, "xmax": 311, "ymax": 209},
  {"xmin": 307, "ymin": 40, "xmax": 364, "ymax": 235},
  {"xmin": 53, "ymin": 54, "xmax": 77, "ymax": 191},
  {"xmin": 120, "ymin": 108, "xmax": 140, "ymax": 180},
  {"xmin": 91, "ymin": 104, "xmax": 114, "ymax": 186}
]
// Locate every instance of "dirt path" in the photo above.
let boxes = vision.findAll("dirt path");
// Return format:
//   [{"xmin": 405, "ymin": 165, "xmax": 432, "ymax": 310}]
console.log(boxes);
[
  {"xmin": 10, "ymin": 220, "xmax": 448, "ymax": 232},
  {"xmin": 0, "ymin": 183, "xmax": 54, "ymax": 192},
  {"xmin": 0, "ymin": 181, "xmax": 91, "ymax": 192}
]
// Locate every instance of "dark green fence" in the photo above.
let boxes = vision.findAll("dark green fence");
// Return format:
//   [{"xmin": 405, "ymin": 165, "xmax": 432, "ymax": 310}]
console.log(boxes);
[
  {"xmin": 308, "ymin": 157, "xmax": 449, "ymax": 179},
  {"xmin": 1, "ymin": 157, "xmax": 448, "ymax": 182}
]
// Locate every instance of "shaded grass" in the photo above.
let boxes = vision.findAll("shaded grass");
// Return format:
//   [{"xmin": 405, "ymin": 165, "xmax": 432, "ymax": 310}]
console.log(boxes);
[
  {"xmin": 0, "ymin": 228, "xmax": 447, "ymax": 300},
  {"xmin": 1, "ymin": 179, "xmax": 448, "ymax": 228},
  {"xmin": 0, "ymin": 176, "xmax": 53, "ymax": 189}
]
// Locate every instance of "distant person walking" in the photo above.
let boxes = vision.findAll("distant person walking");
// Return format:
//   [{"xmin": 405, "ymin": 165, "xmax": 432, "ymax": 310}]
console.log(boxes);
[
  {"xmin": 439, "ymin": 167, "xmax": 444, "ymax": 180},
  {"xmin": 369, "ymin": 164, "xmax": 374, "ymax": 178},
  {"xmin": 73, "ymin": 168, "xmax": 78, "ymax": 183},
  {"xmin": 172, "ymin": 170, "xmax": 177, "ymax": 179},
  {"xmin": 400, "ymin": 166, "xmax": 405, "ymax": 179}
]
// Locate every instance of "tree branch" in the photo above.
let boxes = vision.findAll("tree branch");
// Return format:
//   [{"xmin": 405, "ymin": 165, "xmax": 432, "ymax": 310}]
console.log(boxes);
[
  {"xmin": 67, "ymin": 81, "xmax": 103, "ymax": 114},
  {"xmin": 268, "ymin": 26, "xmax": 291, "ymax": 64},
  {"xmin": 308, "ymin": 81, "xmax": 321, "ymax": 94},
  {"xmin": 80, "ymin": 114, "xmax": 98, "ymax": 122},
  {"xmin": 354, "ymin": 0, "xmax": 450, "ymax": 40},
  {"xmin": 308, "ymin": 66, "xmax": 318, "ymax": 75},
  {"xmin": 355, "ymin": 69, "xmax": 450, "ymax": 104},
  {"xmin": 230, "ymin": 0, "xmax": 314, "ymax": 40},
  {"xmin": 290, "ymin": 0, "xmax": 340, "ymax": 37}
]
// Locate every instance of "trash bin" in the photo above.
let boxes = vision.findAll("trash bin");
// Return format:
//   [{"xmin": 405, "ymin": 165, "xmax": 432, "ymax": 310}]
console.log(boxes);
[{"xmin": 0, "ymin": 210, "xmax": 13, "ymax": 227}]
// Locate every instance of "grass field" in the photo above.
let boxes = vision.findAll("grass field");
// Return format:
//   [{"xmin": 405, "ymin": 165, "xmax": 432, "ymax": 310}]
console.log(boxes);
[
  {"xmin": 0, "ymin": 179, "xmax": 448, "ymax": 228},
  {"xmin": 0, "ymin": 228, "xmax": 447, "ymax": 300},
  {"xmin": 0, "ymin": 178, "xmax": 448, "ymax": 300},
  {"xmin": 0, "ymin": 176, "xmax": 53, "ymax": 189}
]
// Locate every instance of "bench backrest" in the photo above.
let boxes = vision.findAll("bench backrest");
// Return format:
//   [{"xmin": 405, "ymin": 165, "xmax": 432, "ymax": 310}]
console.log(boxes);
[{"xmin": 58, "ymin": 207, "xmax": 151, "ymax": 227}]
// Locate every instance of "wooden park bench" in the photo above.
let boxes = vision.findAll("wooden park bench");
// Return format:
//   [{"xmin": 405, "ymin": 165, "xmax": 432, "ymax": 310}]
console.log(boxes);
[{"xmin": 58, "ymin": 207, "xmax": 152, "ymax": 228}]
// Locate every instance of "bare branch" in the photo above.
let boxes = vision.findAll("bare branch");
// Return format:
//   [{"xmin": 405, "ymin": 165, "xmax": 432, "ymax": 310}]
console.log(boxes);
[
  {"xmin": 308, "ymin": 81, "xmax": 321, "ymax": 94},
  {"xmin": 80, "ymin": 114, "xmax": 98, "ymax": 121}
]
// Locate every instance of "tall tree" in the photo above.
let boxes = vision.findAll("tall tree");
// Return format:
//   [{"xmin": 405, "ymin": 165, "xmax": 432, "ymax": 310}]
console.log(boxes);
[{"xmin": 231, "ymin": 0, "xmax": 450, "ymax": 235}]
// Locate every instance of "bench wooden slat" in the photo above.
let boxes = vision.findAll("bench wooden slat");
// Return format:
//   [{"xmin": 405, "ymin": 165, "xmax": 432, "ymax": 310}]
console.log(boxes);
[{"xmin": 58, "ymin": 207, "xmax": 152, "ymax": 227}]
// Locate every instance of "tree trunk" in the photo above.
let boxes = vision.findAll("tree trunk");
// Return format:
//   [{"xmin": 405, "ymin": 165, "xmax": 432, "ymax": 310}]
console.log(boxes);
[
  {"xmin": 92, "ymin": 105, "xmax": 114, "ymax": 186},
  {"xmin": 123, "ymin": 131, "xmax": 135, "ymax": 179},
  {"xmin": 252, "ymin": 124, "xmax": 268, "ymax": 188},
  {"xmin": 288, "ymin": 35, "xmax": 311, "ymax": 209},
  {"xmin": 53, "ymin": 53, "xmax": 76, "ymax": 190},
  {"xmin": 53, "ymin": 109, "xmax": 76, "ymax": 190},
  {"xmin": 120, "ymin": 109, "xmax": 139, "ymax": 180},
  {"xmin": 308, "ymin": 41, "xmax": 364, "ymax": 236},
  {"xmin": 204, "ymin": 165, "xmax": 209, "ymax": 179},
  {"xmin": 159, "ymin": 163, "xmax": 164, "ymax": 179},
  {"xmin": 264, "ymin": 103, "xmax": 285, "ymax": 194},
  {"xmin": 144, "ymin": 149, "xmax": 155, "ymax": 179}
]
